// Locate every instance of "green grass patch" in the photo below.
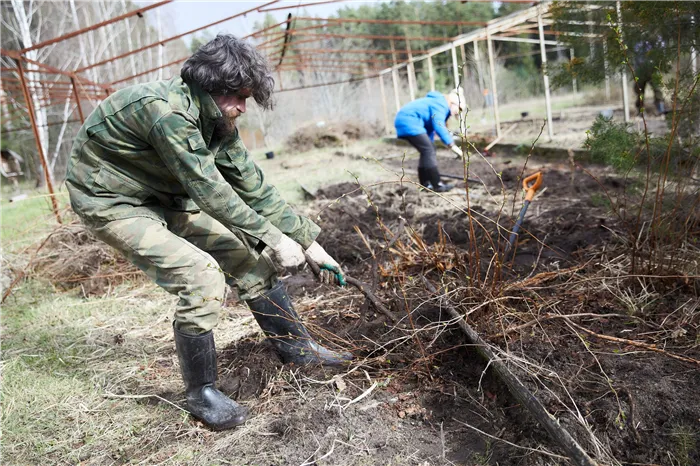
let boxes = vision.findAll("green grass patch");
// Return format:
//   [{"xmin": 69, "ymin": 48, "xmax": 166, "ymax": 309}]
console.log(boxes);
[
  {"xmin": 0, "ymin": 187, "xmax": 69, "ymax": 249},
  {"xmin": 0, "ymin": 279, "xmax": 198, "ymax": 464}
]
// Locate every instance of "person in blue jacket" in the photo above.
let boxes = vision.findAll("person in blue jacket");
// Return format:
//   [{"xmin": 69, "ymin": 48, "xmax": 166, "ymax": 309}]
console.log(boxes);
[{"xmin": 394, "ymin": 88, "xmax": 465, "ymax": 192}]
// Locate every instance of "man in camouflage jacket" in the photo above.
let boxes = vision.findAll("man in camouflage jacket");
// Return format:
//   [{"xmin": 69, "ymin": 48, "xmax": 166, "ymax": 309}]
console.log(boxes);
[{"xmin": 66, "ymin": 35, "xmax": 351, "ymax": 430}]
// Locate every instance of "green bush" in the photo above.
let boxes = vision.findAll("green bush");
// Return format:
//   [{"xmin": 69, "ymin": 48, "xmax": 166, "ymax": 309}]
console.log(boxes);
[{"xmin": 584, "ymin": 115, "xmax": 638, "ymax": 170}]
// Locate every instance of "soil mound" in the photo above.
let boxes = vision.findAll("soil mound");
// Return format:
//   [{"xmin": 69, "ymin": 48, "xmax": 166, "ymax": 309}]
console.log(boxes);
[{"xmin": 285, "ymin": 121, "xmax": 378, "ymax": 152}]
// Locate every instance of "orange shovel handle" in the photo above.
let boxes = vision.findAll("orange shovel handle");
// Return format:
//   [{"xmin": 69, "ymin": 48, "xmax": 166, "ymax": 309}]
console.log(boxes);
[{"xmin": 522, "ymin": 172, "xmax": 543, "ymax": 202}]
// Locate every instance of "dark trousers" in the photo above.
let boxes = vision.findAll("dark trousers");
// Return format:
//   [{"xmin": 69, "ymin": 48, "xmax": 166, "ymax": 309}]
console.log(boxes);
[
  {"xmin": 401, "ymin": 133, "xmax": 438, "ymax": 168},
  {"xmin": 400, "ymin": 133, "xmax": 442, "ymax": 188},
  {"xmin": 634, "ymin": 70, "xmax": 664, "ymax": 112}
]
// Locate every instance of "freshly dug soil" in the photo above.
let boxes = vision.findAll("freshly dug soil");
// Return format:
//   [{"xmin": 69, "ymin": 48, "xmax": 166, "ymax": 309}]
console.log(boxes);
[{"xmin": 285, "ymin": 121, "xmax": 381, "ymax": 153}]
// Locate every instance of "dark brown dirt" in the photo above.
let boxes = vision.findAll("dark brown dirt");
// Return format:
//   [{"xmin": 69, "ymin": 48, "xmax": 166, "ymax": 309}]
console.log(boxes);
[{"xmin": 272, "ymin": 152, "xmax": 700, "ymax": 465}]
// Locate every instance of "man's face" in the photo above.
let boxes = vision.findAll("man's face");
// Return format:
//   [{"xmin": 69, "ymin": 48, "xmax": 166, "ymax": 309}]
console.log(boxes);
[{"xmin": 212, "ymin": 88, "xmax": 252, "ymax": 137}]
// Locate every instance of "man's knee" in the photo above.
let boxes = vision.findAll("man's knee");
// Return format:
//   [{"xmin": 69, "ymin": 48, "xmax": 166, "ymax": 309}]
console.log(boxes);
[
  {"xmin": 174, "ymin": 263, "xmax": 226, "ymax": 334},
  {"xmin": 191, "ymin": 260, "xmax": 227, "ymax": 300}
]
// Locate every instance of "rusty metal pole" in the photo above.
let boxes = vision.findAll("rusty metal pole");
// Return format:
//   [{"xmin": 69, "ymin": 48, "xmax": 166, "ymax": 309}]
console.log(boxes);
[
  {"xmin": 70, "ymin": 76, "xmax": 85, "ymax": 123},
  {"xmin": 15, "ymin": 58, "xmax": 62, "ymax": 224}
]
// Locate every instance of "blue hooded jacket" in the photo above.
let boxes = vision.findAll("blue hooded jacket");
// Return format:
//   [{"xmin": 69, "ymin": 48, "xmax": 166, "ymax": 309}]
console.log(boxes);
[{"xmin": 394, "ymin": 91, "xmax": 453, "ymax": 146}]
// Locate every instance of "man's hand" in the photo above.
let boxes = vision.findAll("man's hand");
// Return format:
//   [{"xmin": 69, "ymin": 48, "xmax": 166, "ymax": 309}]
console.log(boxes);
[
  {"xmin": 450, "ymin": 144, "xmax": 463, "ymax": 159},
  {"xmin": 269, "ymin": 235, "xmax": 306, "ymax": 268},
  {"xmin": 305, "ymin": 241, "xmax": 345, "ymax": 286}
]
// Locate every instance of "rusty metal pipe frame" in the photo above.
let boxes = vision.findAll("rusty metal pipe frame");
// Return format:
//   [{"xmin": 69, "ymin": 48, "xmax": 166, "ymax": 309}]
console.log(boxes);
[
  {"xmin": 70, "ymin": 77, "xmax": 85, "ymax": 123},
  {"xmin": 277, "ymin": 56, "xmax": 395, "ymax": 65},
  {"xmin": 292, "ymin": 16, "xmax": 488, "ymax": 27},
  {"xmin": 268, "ymin": 48, "xmax": 428, "ymax": 58},
  {"xmin": 74, "ymin": 0, "xmax": 280, "ymax": 74},
  {"xmin": 110, "ymin": 56, "xmax": 189, "ymax": 86},
  {"xmin": 258, "ymin": 0, "xmax": 346, "ymax": 13},
  {"xmin": 267, "ymin": 31, "xmax": 458, "ymax": 43},
  {"xmin": 278, "ymin": 65, "xmax": 367, "ymax": 73},
  {"xmin": 14, "ymin": 59, "xmax": 62, "ymax": 224},
  {"xmin": 1, "ymin": 48, "xmax": 109, "ymax": 90},
  {"xmin": 19, "ymin": 1, "xmax": 173, "ymax": 54},
  {"xmin": 251, "ymin": 21, "xmax": 339, "ymax": 44},
  {"xmin": 8, "ymin": 94, "xmax": 104, "ymax": 103},
  {"xmin": 275, "ymin": 73, "xmax": 379, "ymax": 93}
]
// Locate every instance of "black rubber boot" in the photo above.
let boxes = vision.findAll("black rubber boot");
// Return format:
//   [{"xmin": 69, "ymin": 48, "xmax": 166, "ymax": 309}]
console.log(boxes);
[
  {"xmin": 246, "ymin": 282, "xmax": 353, "ymax": 366},
  {"xmin": 424, "ymin": 167, "xmax": 454, "ymax": 192},
  {"xmin": 174, "ymin": 327, "xmax": 249, "ymax": 430}
]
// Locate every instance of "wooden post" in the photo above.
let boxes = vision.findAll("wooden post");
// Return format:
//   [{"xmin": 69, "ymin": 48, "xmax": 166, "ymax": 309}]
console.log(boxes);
[
  {"xmin": 474, "ymin": 41, "xmax": 486, "ymax": 99},
  {"xmin": 570, "ymin": 48, "xmax": 578, "ymax": 96},
  {"xmin": 16, "ymin": 58, "xmax": 61, "ymax": 224},
  {"xmin": 428, "ymin": 55, "xmax": 435, "ymax": 92},
  {"xmin": 486, "ymin": 31, "xmax": 501, "ymax": 138},
  {"xmin": 603, "ymin": 41, "xmax": 611, "ymax": 101},
  {"xmin": 451, "ymin": 44, "xmax": 460, "ymax": 89},
  {"xmin": 406, "ymin": 38, "xmax": 416, "ymax": 101},
  {"xmin": 390, "ymin": 39, "xmax": 401, "ymax": 111},
  {"xmin": 378, "ymin": 73, "xmax": 390, "ymax": 135},
  {"xmin": 537, "ymin": 9, "xmax": 554, "ymax": 140},
  {"xmin": 616, "ymin": 1, "xmax": 630, "ymax": 122},
  {"xmin": 391, "ymin": 68, "xmax": 401, "ymax": 113}
]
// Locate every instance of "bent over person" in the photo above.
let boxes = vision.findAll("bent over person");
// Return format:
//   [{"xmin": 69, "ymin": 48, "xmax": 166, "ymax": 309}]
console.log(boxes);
[
  {"xmin": 65, "ymin": 35, "xmax": 352, "ymax": 430},
  {"xmin": 394, "ymin": 89, "xmax": 465, "ymax": 192}
]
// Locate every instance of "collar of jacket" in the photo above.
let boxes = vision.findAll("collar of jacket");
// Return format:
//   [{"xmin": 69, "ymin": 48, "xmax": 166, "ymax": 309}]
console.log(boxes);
[{"xmin": 179, "ymin": 78, "xmax": 223, "ymax": 146}]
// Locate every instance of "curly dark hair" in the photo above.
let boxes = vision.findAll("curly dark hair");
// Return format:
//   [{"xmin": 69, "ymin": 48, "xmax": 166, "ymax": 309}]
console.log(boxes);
[{"xmin": 181, "ymin": 34, "xmax": 275, "ymax": 109}]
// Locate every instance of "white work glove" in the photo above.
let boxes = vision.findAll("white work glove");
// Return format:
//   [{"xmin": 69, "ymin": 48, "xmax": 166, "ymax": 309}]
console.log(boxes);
[
  {"xmin": 305, "ymin": 241, "xmax": 345, "ymax": 286},
  {"xmin": 269, "ymin": 234, "xmax": 305, "ymax": 268},
  {"xmin": 450, "ymin": 144, "xmax": 463, "ymax": 159}
]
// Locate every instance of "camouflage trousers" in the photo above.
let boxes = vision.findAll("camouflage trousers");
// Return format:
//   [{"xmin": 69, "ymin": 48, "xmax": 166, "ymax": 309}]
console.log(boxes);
[{"xmin": 88, "ymin": 210, "xmax": 278, "ymax": 334}]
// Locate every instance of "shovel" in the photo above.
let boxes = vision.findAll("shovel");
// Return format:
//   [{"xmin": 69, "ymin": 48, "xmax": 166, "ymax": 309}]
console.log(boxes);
[
  {"xmin": 505, "ymin": 171, "xmax": 543, "ymax": 256},
  {"xmin": 440, "ymin": 173, "xmax": 480, "ymax": 184}
]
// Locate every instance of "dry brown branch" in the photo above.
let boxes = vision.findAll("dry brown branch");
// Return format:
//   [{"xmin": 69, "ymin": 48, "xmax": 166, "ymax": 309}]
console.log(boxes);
[
  {"xmin": 495, "ymin": 311, "xmax": 648, "ymax": 338},
  {"xmin": 504, "ymin": 264, "xmax": 588, "ymax": 290},
  {"xmin": 565, "ymin": 319, "xmax": 700, "ymax": 367},
  {"xmin": 422, "ymin": 277, "xmax": 597, "ymax": 466}
]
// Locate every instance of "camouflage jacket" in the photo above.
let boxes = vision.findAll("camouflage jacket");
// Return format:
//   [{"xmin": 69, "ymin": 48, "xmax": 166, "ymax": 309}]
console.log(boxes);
[{"xmin": 65, "ymin": 77, "xmax": 320, "ymax": 254}]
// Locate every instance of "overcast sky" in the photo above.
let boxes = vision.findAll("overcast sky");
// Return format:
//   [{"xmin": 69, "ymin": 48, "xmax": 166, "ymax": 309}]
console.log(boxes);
[{"xmin": 134, "ymin": 1, "xmax": 385, "ymax": 46}]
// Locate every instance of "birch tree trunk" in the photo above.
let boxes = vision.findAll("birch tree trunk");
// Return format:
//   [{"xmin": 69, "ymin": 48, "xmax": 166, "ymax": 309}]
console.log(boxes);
[
  {"xmin": 69, "ymin": 0, "xmax": 97, "ymax": 84},
  {"xmin": 120, "ymin": 0, "xmax": 138, "ymax": 80},
  {"xmin": 156, "ymin": 7, "xmax": 164, "ymax": 80}
]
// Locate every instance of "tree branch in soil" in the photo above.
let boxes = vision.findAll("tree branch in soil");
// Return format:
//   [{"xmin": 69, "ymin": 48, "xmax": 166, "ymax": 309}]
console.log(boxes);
[{"xmin": 422, "ymin": 277, "xmax": 598, "ymax": 466}]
